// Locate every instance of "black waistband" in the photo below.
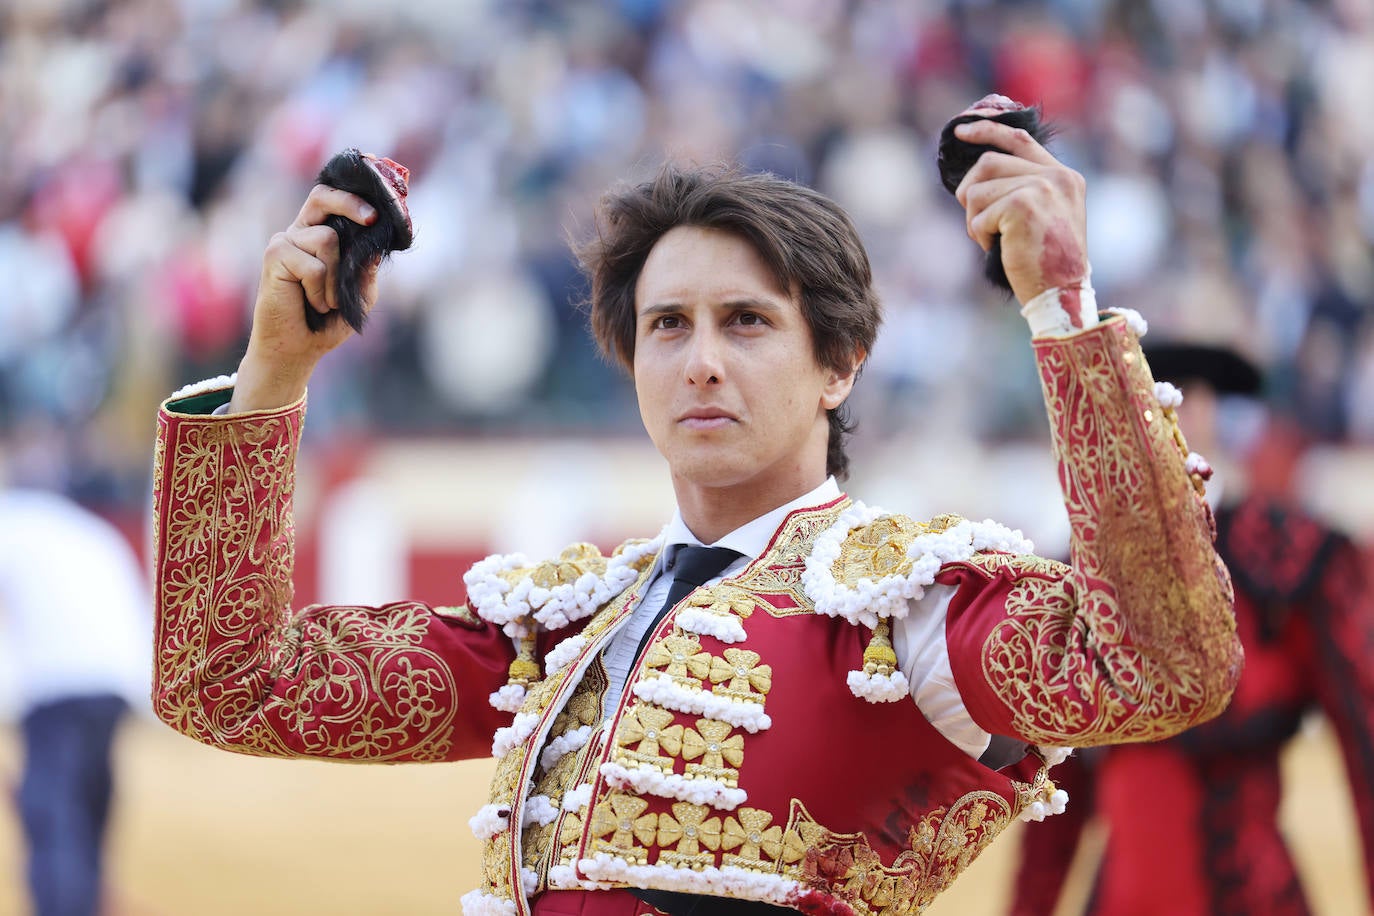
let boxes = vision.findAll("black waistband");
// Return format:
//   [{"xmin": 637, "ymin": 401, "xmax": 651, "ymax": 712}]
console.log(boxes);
[{"xmin": 630, "ymin": 889, "xmax": 799, "ymax": 915}]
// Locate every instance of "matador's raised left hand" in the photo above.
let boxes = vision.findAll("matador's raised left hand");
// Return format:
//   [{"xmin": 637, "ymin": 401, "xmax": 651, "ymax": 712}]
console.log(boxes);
[{"xmin": 952, "ymin": 116, "xmax": 1088, "ymax": 308}]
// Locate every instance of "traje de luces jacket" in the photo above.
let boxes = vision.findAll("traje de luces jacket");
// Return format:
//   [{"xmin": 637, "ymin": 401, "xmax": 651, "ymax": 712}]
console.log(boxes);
[{"xmin": 149, "ymin": 314, "xmax": 1242, "ymax": 915}]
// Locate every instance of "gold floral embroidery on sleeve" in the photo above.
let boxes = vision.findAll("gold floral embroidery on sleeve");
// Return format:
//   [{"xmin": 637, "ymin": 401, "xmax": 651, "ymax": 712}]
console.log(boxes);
[
  {"xmin": 153, "ymin": 410, "xmax": 463, "ymax": 762},
  {"xmin": 968, "ymin": 318, "xmax": 1241, "ymax": 746}
]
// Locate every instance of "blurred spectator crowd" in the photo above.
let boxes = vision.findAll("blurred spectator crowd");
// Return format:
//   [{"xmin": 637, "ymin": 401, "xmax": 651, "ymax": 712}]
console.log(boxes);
[{"xmin": 2, "ymin": 0, "xmax": 1373, "ymax": 512}]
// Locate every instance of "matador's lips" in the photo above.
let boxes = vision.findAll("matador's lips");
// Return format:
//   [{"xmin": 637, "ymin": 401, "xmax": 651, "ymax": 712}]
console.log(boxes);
[{"xmin": 679, "ymin": 408, "xmax": 738, "ymax": 426}]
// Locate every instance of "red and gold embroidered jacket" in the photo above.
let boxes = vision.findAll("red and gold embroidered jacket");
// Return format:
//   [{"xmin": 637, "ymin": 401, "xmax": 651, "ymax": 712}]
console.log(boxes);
[
  {"xmin": 151, "ymin": 316, "xmax": 1241, "ymax": 915},
  {"xmin": 1009, "ymin": 497, "xmax": 1374, "ymax": 916}
]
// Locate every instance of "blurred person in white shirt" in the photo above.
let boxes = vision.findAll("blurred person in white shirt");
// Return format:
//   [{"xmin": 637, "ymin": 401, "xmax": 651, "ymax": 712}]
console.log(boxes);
[{"xmin": 0, "ymin": 420, "xmax": 152, "ymax": 916}]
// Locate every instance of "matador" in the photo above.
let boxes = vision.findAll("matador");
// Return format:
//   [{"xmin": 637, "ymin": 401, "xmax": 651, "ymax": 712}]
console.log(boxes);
[{"xmin": 150, "ymin": 101, "xmax": 1241, "ymax": 915}]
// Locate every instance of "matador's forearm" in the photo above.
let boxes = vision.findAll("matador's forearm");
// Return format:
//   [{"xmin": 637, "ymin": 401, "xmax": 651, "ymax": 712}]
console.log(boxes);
[
  {"xmin": 946, "ymin": 315, "xmax": 1242, "ymax": 746},
  {"xmin": 151, "ymin": 388, "xmax": 512, "ymax": 762}
]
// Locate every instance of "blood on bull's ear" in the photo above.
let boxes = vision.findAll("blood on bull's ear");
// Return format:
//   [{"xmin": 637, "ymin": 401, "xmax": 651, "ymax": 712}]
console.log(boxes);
[
  {"xmin": 936, "ymin": 106, "xmax": 1054, "ymax": 294},
  {"xmin": 310, "ymin": 148, "xmax": 414, "ymax": 333}
]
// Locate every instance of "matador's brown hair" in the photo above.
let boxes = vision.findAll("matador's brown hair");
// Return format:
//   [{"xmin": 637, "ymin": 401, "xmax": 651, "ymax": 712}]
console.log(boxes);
[{"xmin": 575, "ymin": 162, "xmax": 882, "ymax": 480}]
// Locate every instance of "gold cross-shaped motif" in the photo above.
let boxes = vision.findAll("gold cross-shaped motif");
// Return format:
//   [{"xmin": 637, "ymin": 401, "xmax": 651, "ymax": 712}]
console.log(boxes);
[
  {"xmin": 682, "ymin": 719, "xmax": 744, "ymax": 770},
  {"xmin": 656, "ymin": 801, "xmax": 723, "ymax": 856},
  {"xmin": 616, "ymin": 704, "xmax": 684, "ymax": 758},
  {"xmin": 682, "ymin": 584, "xmax": 759, "ymax": 620},
  {"xmin": 590, "ymin": 794, "xmax": 658, "ymax": 852},
  {"xmin": 721, "ymin": 807, "xmax": 784, "ymax": 864},
  {"xmin": 707, "ymin": 648, "xmax": 773, "ymax": 701},
  {"xmin": 644, "ymin": 635, "xmax": 713, "ymax": 683}
]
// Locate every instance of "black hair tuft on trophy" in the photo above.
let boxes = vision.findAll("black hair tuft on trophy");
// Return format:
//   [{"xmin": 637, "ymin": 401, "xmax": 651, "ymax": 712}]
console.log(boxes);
[
  {"xmin": 310, "ymin": 148, "xmax": 414, "ymax": 333},
  {"xmin": 937, "ymin": 98, "xmax": 1054, "ymax": 294}
]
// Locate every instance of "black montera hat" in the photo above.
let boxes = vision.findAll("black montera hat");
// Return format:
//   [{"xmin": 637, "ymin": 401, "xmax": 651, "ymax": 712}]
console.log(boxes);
[{"xmin": 1143, "ymin": 342, "xmax": 1263, "ymax": 395}]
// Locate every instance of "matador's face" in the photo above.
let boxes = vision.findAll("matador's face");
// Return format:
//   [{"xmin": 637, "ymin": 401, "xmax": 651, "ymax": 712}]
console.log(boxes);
[{"xmin": 631, "ymin": 225, "xmax": 855, "ymax": 511}]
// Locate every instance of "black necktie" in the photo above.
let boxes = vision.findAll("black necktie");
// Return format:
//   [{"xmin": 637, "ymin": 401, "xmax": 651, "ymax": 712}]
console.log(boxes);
[{"xmin": 633, "ymin": 544, "xmax": 743, "ymax": 659}]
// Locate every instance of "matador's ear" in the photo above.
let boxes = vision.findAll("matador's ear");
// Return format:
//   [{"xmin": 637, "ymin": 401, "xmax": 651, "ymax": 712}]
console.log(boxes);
[
  {"xmin": 310, "ymin": 148, "xmax": 415, "ymax": 334},
  {"xmin": 936, "ymin": 101, "xmax": 1055, "ymax": 295}
]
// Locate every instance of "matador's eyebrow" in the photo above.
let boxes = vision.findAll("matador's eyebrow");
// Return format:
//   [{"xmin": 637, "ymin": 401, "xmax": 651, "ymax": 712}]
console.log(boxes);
[{"xmin": 639, "ymin": 297, "xmax": 785, "ymax": 318}]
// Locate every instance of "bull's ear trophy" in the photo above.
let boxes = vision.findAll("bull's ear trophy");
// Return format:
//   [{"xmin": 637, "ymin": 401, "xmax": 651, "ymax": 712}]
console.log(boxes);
[
  {"xmin": 936, "ymin": 96, "xmax": 1053, "ymax": 294},
  {"xmin": 310, "ymin": 148, "xmax": 414, "ymax": 333}
]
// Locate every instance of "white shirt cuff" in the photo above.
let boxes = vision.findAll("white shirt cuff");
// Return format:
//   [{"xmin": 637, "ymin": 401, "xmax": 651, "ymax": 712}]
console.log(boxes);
[{"xmin": 1021, "ymin": 272, "xmax": 1099, "ymax": 338}]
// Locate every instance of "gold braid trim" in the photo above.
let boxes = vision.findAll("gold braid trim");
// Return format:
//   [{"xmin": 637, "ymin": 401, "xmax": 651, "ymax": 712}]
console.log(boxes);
[{"xmin": 734, "ymin": 499, "xmax": 853, "ymax": 617}]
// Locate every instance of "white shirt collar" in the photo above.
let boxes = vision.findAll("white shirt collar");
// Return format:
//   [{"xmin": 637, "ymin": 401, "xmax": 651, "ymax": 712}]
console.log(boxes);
[{"xmin": 658, "ymin": 477, "xmax": 843, "ymax": 569}]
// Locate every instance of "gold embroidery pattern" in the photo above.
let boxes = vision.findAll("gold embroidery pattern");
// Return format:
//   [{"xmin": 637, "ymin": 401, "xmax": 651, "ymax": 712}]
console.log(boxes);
[
  {"xmin": 644, "ymin": 634, "xmax": 714, "ymax": 689},
  {"xmin": 517, "ymin": 499, "xmax": 1041, "ymax": 913},
  {"xmin": 505, "ymin": 542, "xmax": 611, "ymax": 592},
  {"xmin": 542, "ymin": 543, "xmax": 609, "ymax": 581},
  {"xmin": 973, "ymin": 319, "xmax": 1240, "ymax": 746},
  {"xmin": 729, "ymin": 500, "xmax": 852, "ymax": 617},
  {"xmin": 608, "ymin": 649, "xmax": 756, "ymax": 785},
  {"xmin": 681, "ymin": 718, "xmax": 745, "ymax": 785},
  {"xmin": 830, "ymin": 513, "xmax": 962, "ymax": 585},
  {"xmin": 153, "ymin": 411, "xmax": 461, "ymax": 762},
  {"xmin": 558, "ymin": 812, "xmax": 585, "ymax": 859},
  {"xmin": 1010, "ymin": 754, "xmax": 1062, "ymax": 815},
  {"xmin": 503, "ymin": 567, "xmax": 655, "ymax": 899},
  {"xmin": 525, "ymin": 665, "xmax": 611, "ymax": 881},
  {"xmin": 677, "ymin": 583, "xmax": 763, "ymax": 624},
  {"xmin": 708, "ymin": 649, "xmax": 772, "ymax": 704},
  {"xmin": 488, "ymin": 746, "xmax": 526, "ymax": 813},
  {"xmin": 483, "ymin": 829, "xmax": 510, "ymax": 889},
  {"xmin": 616, "ymin": 703, "xmax": 685, "ymax": 770},
  {"xmin": 591, "ymin": 793, "xmax": 659, "ymax": 863},
  {"xmin": 656, "ymin": 802, "xmax": 723, "ymax": 869},
  {"xmin": 958, "ymin": 552, "xmax": 1067, "ymax": 580},
  {"xmin": 783, "ymin": 791, "xmax": 1013, "ymax": 914},
  {"xmin": 612, "ymin": 551, "xmax": 775, "ymax": 789},
  {"xmin": 550, "ymin": 685, "xmax": 603, "ymax": 739},
  {"xmin": 522, "ymin": 821, "xmax": 556, "ymax": 873},
  {"xmin": 721, "ymin": 807, "xmax": 785, "ymax": 870}
]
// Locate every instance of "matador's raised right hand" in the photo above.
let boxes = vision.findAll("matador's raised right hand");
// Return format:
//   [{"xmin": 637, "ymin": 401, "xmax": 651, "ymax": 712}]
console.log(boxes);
[{"xmin": 229, "ymin": 185, "xmax": 380, "ymax": 413}]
